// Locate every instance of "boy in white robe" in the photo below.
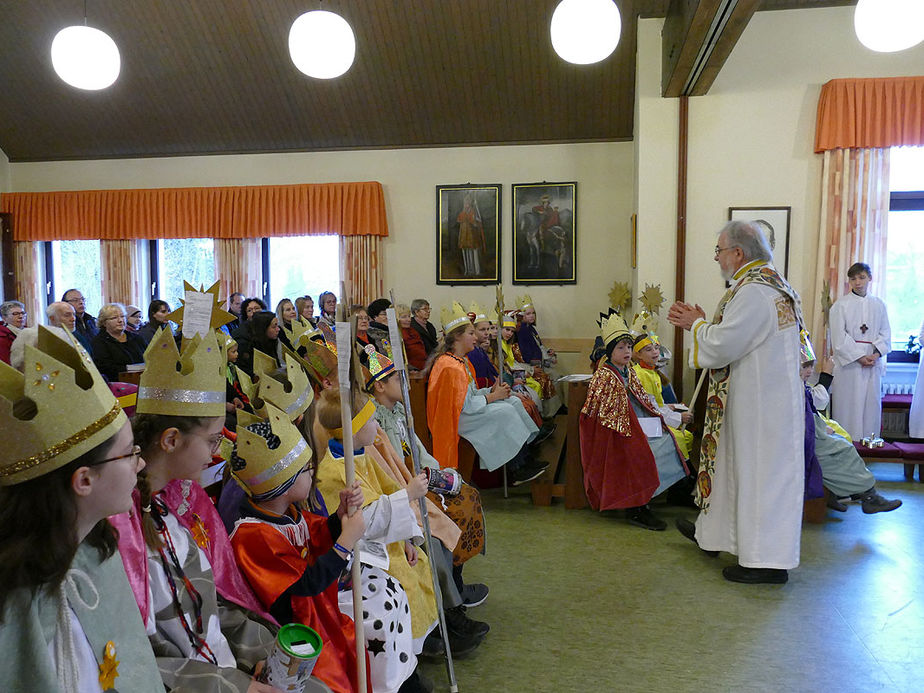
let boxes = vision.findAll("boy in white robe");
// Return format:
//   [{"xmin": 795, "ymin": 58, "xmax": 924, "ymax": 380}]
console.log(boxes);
[{"xmin": 829, "ymin": 262, "xmax": 891, "ymax": 440}]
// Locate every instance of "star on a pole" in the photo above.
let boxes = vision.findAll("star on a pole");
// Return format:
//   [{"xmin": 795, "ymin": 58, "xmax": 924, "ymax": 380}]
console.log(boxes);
[
  {"xmin": 167, "ymin": 281, "xmax": 236, "ymax": 332},
  {"xmin": 608, "ymin": 281, "xmax": 632, "ymax": 313}
]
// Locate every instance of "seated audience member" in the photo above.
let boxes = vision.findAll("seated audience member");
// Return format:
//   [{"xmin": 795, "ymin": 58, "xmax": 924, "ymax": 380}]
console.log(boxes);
[
  {"xmin": 0, "ymin": 300, "xmax": 27, "ymax": 364},
  {"xmin": 367, "ymin": 298, "xmax": 393, "ymax": 350},
  {"xmin": 318, "ymin": 291, "xmax": 338, "ymax": 328},
  {"xmin": 801, "ymin": 343, "xmax": 901, "ymax": 514},
  {"xmin": 0, "ymin": 326, "xmax": 162, "ymax": 692},
  {"xmin": 427, "ymin": 302, "xmax": 545, "ymax": 485},
  {"xmin": 315, "ymin": 388, "xmax": 440, "ymax": 691},
  {"xmin": 365, "ymin": 348, "xmax": 489, "ymax": 656},
  {"xmin": 409, "ymin": 299, "xmax": 438, "ymax": 358},
  {"xmin": 275, "ymin": 297, "xmax": 308, "ymax": 350},
  {"xmin": 227, "ymin": 291, "xmax": 245, "ymax": 332},
  {"xmin": 227, "ymin": 409, "xmax": 381, "ymax": 693},
  {"xmin": 139, "ymin": 299, "xmax": 173, "ymax": 345},
  {"xmin": 126, "ymin": 304, "xmax": 143, "ymax": 333},
  {"xmin": 236, "ymin": 310, "xmax": 281, "ymax": 376},
  {"xmin": 111, "ymin": 329, "xmax": 301, "ymax": 693},
  {"xmin": 295, "ymin": 294, "xmax": 318, "ymax": 327},
  {"xmin": 10, "ymin": 301, "xmax": 78, "ymax": 370},
  {"xmin": 221, "ymin": 334, "xmax": 255, "ymax": 429},
  {"xmin": 397, "ymin": 304, "xmax": 428, "ymax": 372},
  {"xmin": 354, "ymin": 306, "xmax": 387, "ymax": 363},
  {"xmin": 62, "ymin": 288, "xmax": 99, "ymax": 339},
  {"xmin": 232, "ymin": 298, "xmax": 268, "ymax": 340},
  {"xmin": 632, "ymin": 333, "xmax": 694, "ymax": 458},
  {"xmin": 514, "ymin": 295, "xmax": 561, "ymax": 416},
  {"xmin": 91, "ymin": 303, "xmax": 147, "ymax": 381},
  {"xmin": 580, "ymin": 310, "xmax": 692, "ymax": 530}
]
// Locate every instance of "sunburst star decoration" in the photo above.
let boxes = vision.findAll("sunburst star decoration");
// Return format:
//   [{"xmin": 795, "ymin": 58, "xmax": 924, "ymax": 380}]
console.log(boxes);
[
  {"xmin": 167, "ymin": 281, "xmax": 237, "ymax": 333},
  {"xmin": 608, "ymin": 281, "xmax": 632, "ymax": 313},
  {"xmin": 640, "ymin": 283, "xmax": 665, "ymax": 314}
]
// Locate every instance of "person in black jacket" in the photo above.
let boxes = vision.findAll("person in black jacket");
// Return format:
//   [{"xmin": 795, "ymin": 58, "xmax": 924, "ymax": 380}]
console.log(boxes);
[
  {"xmin": 62, "ymin": 288, "xmax": 99, "ymax": 340},
  {"xmin": 90, "ymin": 303, "xmax": 146, "ymax": 381},
  {"xmin": 409, "ymin": 298, "xmax": 438, "ymax": 355},
  {"xmin": 235, "ymin": 310, "xmax": 280, "ymax": 377},
  {"xmin": 138, "ymin": 299, "xmax": 173, "ymax": 345}
]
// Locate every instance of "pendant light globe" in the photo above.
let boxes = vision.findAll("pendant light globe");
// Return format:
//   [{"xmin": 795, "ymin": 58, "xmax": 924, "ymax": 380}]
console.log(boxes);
[
  {"xmin": 854, "ymin": 0, "xmax": 924, "ymax": 53},
  {"xmin": 51, "ymin": 25, "xmax": 121, "ymax": 90},
  {"xmin": 288, "ymin": 10, "xmax": 356, "ymax": 79},
  {"xmin": 550, "ymin": 0, "xmax": 621, "ymax": 65}
]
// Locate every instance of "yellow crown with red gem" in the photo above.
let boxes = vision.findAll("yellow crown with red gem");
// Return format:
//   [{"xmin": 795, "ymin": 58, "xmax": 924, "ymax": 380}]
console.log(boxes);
[
  {"xmin": 0, "ymin": 326, "xmax": 127, "ymax": 485},
  {"xmin": 468, "ymin": 301, "xmax": 489, "ymax": 325},
  {"xmin": 137, "ymin": 328, "xmax": 225, "ymax": 417},
  {"xmin": 441, "ymin": 301, "xmax": 471, "ymax": 333}
]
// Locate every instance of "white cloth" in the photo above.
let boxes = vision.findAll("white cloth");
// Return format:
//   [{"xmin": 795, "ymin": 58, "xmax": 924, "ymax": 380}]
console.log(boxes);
[
  {"xmin": 689, "ymin": 270, "xmax": 804, "ymax": 569},
  {"xmin": 909, "ymin": 319, "xmax": 924, "ymax": 438},
  {"xmin": 9, "ymin": 325, "xmax": 69, "ymax": 371},
  {"xmin": 48, "ymin": 604, "xmax": 103, "ymax": 693},
  {"xmin": 829, "ymin": 291, "xmax": 891, "ymax": 439}
]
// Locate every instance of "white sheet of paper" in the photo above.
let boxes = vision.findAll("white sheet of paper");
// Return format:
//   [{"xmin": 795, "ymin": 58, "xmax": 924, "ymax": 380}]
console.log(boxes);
[
  {"xmin": 182, "ymin": 291, "xmax": 213, "ymax": 338},
  {"xmin": 639, "ymin": 416, "xmax": 663, "ymax": 438},
  {"xmin": 557, "ymin": 374, "xmax": 592, "ymax": 382},
  {"xmin": 385, "ymin": 308, "xmax": 406, "ymax": 371},
  {"xmin": 335, "ymin": 322, "xmax": 352, "ymax": 383},
  {"xmin": 357, "ymin": 538, "xmax": 390, "ymax": 570}
]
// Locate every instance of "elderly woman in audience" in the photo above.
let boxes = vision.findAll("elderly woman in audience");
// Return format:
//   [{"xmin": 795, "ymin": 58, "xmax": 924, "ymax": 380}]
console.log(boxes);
[
  {"xmin": 125, "ymin": 305, "xmax": 143, "ymax": 333},
  {"xmin": 318, "ymin": 290, "xmax": 337, "ymax": 327},
  {"xmin": 0, "ymin": 300, "xmax": 27, "ymax": 365},
  {"xmin": 295, "ymin": 295, "xmax": 318, "ymax": 327},
  {"xmin": 397, "ymin": 303, "xmax": 428, "ymax": 372},
  {"xmin": 410, "ymin": 298, "xmax": 439, "ymax": 357},
  {"xmin": 139, "ymin": 299, "xmax": 172, "ymax": 345},
  {"xmin": 91, "ymin": 303, "xmax": 147, "ymax": 381},
  {"xmin": 235, "ymin": 310, "xmax": 281, "ymax": 376}
]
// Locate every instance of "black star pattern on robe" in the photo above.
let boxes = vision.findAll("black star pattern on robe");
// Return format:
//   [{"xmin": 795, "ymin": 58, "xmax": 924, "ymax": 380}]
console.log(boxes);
[
  {"xmin": 385, "ymin": 576, "xmax": 397, "ymax": 595},
  {"xmin": 367, "ymin": 638, "xmax": 387, "ymax": 656}
]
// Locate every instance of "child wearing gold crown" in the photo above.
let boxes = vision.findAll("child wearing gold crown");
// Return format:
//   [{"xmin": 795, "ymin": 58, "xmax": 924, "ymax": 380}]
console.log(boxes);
[
  {"xmin": 514, "ymin": 294, "xmax": 561, "ymax": 416},
  {"xmin": 314, "ymin": 387, "xmax": 440, "ymax": 691},
  {"xmin": 0, "ymin": 327, "xmax": 161, "ymax": 692},
  {"xmin": 110, "ymin": 328, "xmax": 307, "ymax": 693},
  {"xmin": 428, "ymin": 302, "xmax": 545, "ymax": 486},
  {"xmin": 580, "ymin": 310, "xmax": 691, "ymax": 530}
]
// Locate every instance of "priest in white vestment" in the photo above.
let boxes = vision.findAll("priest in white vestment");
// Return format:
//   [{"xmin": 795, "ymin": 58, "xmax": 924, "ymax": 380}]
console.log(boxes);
[
  {"xmin": 669, "ymin": 221, "xmax": 804, "ymax": 584},
  {"xmin": 829, "ymin": 263, "xmax": 891, "ymax": 440}
]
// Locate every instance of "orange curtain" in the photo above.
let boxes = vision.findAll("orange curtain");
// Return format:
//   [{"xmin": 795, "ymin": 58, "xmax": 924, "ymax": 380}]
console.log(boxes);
[
  {"xmin": 812, "ymin": 148, "xmax": 890, "ymax": 356},
  {"xmin": 13, "ymin": 241, "xmax": 42, "ymax": 325},
  {"xmin": 215, "ymin": 238, "xmax": 262, "ymax": 304},
  {"xmin": 100, "ymin": 240, "xmax": 140, "ymax": 306},
  {"xmin": 340, "ymin": 235, "xmax": 383, "ymax": 307},
  {"xmin": 815, "ymin": 77, "xmax": 924, "ymax": 153},
  {"xmin": 0, "ymin": 182, "xmax": 388, "ymax": 242}
]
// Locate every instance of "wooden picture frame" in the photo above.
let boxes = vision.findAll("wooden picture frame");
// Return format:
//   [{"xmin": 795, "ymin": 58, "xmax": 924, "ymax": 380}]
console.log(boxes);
[
  {"xmin": 436, "ymin": 183, "xmax": 501, "ymax": 285},
  {"xmin": 728, "ymin": 206, "xmax": 791, "ymax": 278},
  {"xmin": 512, "ymin": 182, "xmax": 577, "ymax": 284}
]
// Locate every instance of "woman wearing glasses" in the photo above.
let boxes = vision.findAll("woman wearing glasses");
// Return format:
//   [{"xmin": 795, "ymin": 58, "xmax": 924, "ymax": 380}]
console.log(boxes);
[{"xmin": 0, "ymin": 300, "xmax": 27, "ymax": 365}]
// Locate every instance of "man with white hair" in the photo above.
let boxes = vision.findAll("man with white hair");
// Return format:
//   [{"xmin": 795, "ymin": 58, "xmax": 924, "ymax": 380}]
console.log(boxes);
[
  {"xmin": 9, "ymin": 302, "xmax": 84, "ymax": 370},
  {"xmin": 668, "ymin": 220, "xmax": 804, "ymax": 584}
]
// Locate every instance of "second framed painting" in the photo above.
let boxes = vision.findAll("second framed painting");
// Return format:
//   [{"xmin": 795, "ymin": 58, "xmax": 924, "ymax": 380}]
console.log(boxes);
[
  {"xmin": 436, "ymin": 183, "xmax": 501, "ymax": 285},
  {"xmin": 512, "ymin": 181, "xmax": 577, "ymax": 284}
]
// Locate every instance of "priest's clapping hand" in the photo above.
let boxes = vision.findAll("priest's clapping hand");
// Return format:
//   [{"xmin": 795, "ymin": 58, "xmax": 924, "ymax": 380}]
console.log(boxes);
[{"xmin": 667, "ymin": 301, "xmax": 706, "ymax": 331}]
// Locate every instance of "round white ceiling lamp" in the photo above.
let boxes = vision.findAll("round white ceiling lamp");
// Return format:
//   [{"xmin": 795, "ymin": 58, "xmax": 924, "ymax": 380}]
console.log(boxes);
[
  {"xmin": 550, "ymin": 0, "xmax": 621, "ymax": 65},
  {"xmin": 288, "ymin": 9, "xmax": 356, "ymax": 79},
  {"xmin": 51, "ymin": 25, "xmax": 121, "ymax": 90},
  {"xmin": 854, "ymin": 0, "xmax": 924, "ymax": 53}
]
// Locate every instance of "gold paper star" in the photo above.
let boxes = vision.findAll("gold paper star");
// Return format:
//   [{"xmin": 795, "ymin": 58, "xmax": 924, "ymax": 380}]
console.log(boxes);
[
  {"xmin": 167, "ymin": 281, "xmax": 237, "ymax": 333},
  {"xmin": 640, "ymin": 284, "xmax": 665, "ymax": 314},
  {"xmin": 98, "ymin": 640, "xmax": 119, "ymax": 690},
  {"xmin": 608, "ymin": 281, "xmax": 632, "ymax": 313}
]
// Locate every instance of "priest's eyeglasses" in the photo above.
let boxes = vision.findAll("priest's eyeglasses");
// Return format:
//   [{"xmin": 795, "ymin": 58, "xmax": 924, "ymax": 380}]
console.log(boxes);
[
  {"xmin": 714, "ymin": 245, "xmax": 737, "ymax": 256},
  {"xmin": 95, "ymin": 445, "xmax": 142, "ymax": 466}
]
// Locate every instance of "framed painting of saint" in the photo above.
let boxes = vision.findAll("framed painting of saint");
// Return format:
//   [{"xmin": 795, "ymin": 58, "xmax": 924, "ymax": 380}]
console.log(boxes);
[{"xmin": 436, "ymin": 183, "xmax": 501, "ymax": 285}]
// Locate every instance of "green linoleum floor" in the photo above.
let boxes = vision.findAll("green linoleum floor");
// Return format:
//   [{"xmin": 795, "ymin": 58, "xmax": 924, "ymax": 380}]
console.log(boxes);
[{"xmin": 418, "ymin": 463, "xmax": 924, "ymax": 693}]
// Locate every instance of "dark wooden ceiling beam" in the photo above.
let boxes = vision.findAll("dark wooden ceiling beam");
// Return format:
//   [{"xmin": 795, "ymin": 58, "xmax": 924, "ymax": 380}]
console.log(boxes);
[{"xmin": 661, "ymin": 0, "xmax": 760, "ymax": 97}]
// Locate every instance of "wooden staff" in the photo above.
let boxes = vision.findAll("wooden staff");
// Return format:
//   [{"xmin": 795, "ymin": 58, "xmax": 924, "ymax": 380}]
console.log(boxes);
[
  {"xmin": 334, "ymin": 306, "xmax": 367, "ymax": 693},
  {"xmin": 495, "ymin": 285, "xmax": 509, "ymax": 497},
  {"xmin": 680, "ymin": 368, "xmax": 708, "ymax": 432},
  {"xmin": 386, "ymin": 296, "xmax": 459, "ymax": 692}
]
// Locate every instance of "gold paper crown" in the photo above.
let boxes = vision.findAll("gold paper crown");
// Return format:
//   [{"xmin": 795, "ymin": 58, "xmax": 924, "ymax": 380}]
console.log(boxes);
[
  {"xmin": 137, "ymin": 328, "xmax": 225, "ymax": 417},
  {"xmin": 0, "ymin": 327, "xmax": 127, "ymax": 485},
  {"xmin": 631, "ymin": 310, "xmax": 659, "ymax": 339},
  {"xmin": 441, "ymin": 301, "xmax": 471, "ymax": 333},
  {"xmin": 253, "ymin": 349, "xmax": 314, "ymax": 421},
  {"xmin": 295, "ymin": 338, "xmax": 338, "ymax": 385},
  {"xmin": 231, "ymin": 403, "xmax": 313, "ymax": 498},
  {"xmin": 282, "ymin": 318, "xmax": 321, "ymax": 352},
  {"xmin": 517, "ymin": 294, "xmax": 534, "ymax": 311},
  {"xmin": 599, "ymin": 309, "xmax": 631, "ymax": 346},
  {"xmin": 468, "ymin": 301, "xmax": 489, "ymax": 324}
]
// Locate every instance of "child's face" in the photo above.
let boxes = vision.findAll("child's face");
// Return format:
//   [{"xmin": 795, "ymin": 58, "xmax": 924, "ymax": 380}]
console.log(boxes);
[
  {"xmin": 800, "ymin": 363, "xmax": 814, "ymax": 382},
  {"xmin": 522, "ymin": 307, "xmax": 536, "ymax": 324},
  {"xmin": 285, "ymin": 463, "xmax": 314, "ymax": 503},
  {"xmin": 635, "ymin": 343, "xmax": 659, "ymax": 367},
  {"xmin": 227, "ymin": 344, "xmax": 239, "ymax": 363},
  {"xmin": 454, "ymin": 324, "xmax": 477, "ymax": 355},
  {"xmin": 474, "ymin": 321, "xmax": 491, "ymax": 346},
  {"xmin": 89, "ymin": 421, "xmax": 146, "ymax": 518},
  {"xmin": 487, "ymin": 324, "xmax": 498, "ymax": 340},
  {"xmin": 502, "ymin": 326, "xmax": 514, "ymax": 341},
  {"xmin": 169, "ymin": 416, "xmax": 225, "ymax": 482},
  {"xmin": 849, "ymin": 271, "xmax": 871, "ymax": 296},
  {"xmin": 609, "ymin": 341, "xmax": 633, "ymax": 367},
  {"xmin": 353, "ymin": 416, "xmax": 378, "ymax": 449}
]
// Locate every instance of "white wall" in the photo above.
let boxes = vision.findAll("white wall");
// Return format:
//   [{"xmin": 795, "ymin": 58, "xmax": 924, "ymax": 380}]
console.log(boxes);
[{"xmin": 10, "ymin": 142, "xmax": 635, "ymax": 354}]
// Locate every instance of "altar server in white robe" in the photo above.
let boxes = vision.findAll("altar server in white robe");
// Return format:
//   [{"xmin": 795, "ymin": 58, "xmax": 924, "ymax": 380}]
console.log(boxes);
[
  {"xmin": 908, "ymin": 318, "xmax": 924, "ymax": 438},
  {"xmin": 829, "ymin": 262, "xmax": 891, "ymax": 440},
  {"xmin": 669, "ymin": 220, "xmax": 804, "ymax": 585}
]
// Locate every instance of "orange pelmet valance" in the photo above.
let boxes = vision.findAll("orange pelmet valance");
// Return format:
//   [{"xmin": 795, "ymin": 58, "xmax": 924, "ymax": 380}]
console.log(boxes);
[
  {"xmin": 814, "ymin": 76, "xmax": 924, "ymax": 153},
  {"xmin": 0, "ymin": 181, "xmax": 388, "ymax": 241}
]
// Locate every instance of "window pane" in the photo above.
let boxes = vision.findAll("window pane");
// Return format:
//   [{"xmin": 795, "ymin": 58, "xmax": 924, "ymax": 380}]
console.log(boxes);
[
  {"xmin": 267, "ymin": 235, "xmax": 340, "ymax": 310},
  {"xmin": 885, "ymin": 210, "xmax": 924, "ymax": 350},
  {"xmin": 890, "ymin": 146, "xmax": 924, "ymax": 193},
  {"xmin": 52, "ymin": 240, "xmax": 102, "ymax": 315},
  {"xmin": 156, "ymin": 238, "xmax": 215, "ymax": 310}
]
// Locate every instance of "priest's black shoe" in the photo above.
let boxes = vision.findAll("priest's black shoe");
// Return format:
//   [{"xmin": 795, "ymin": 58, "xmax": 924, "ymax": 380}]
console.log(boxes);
[
  {"xmin": 722, "ymin": 565, "xmax": 788, "ymax": 584},
  {"xmin": 675, "ymin": 518, "xmax": 718, "ymax": 557}
]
